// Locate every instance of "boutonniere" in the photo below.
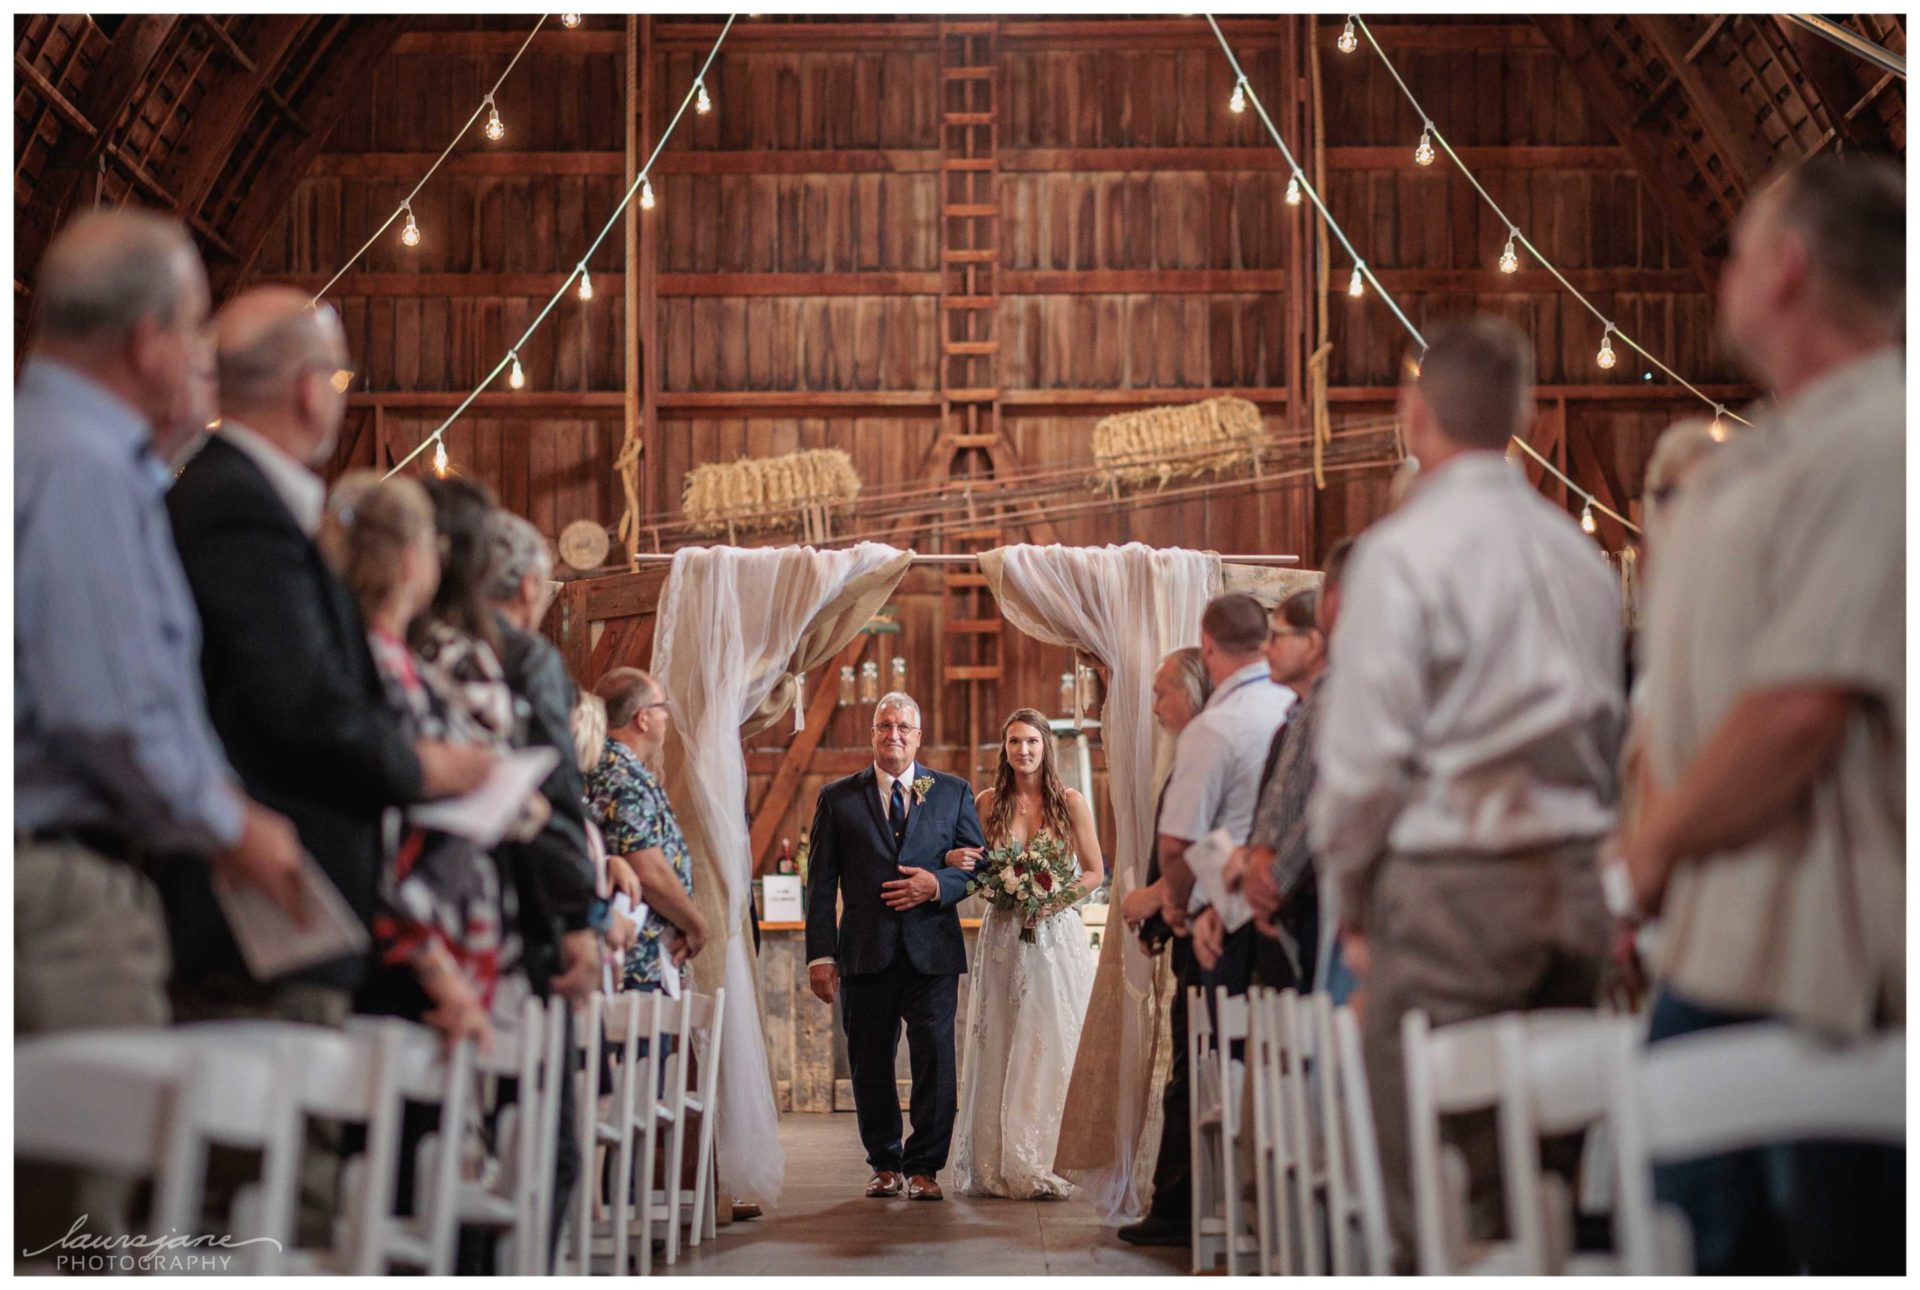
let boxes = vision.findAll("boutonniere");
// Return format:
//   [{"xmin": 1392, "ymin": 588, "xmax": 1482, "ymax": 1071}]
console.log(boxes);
[{"xmin": 912, "ymin": 774, "xmax": 935, "ymax": 804}]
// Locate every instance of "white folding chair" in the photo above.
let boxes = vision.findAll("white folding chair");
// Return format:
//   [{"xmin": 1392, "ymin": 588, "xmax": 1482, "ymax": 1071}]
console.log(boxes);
[
  {"xmin": 1403, "ymin": 1008, "xmax": 1615, "ymax": 1275},
  {"xmin": 15, "ymin": 1028, "xmax": 294, "ymax": 1274},
  {"xmin": 1275, "ymin": 989, "xmax": 1328, "ymax": 1275},
  {"xmin": 458, "ymin": 995, "xmax": 561, "ymax": 1274},
  {"xmin": 605, "ymin": 990, "xmax": 667, "ymax": 1277},
  {"xmin": 1330, "ymin": 1002, "xmax": 1393, "ymax": 1275},
  {"xmin": 1246, "ymin": 989, "xmax": 1292, "ymax": 1277},
  {"xmin": 1190, "ymin": 987, "xmax": 1256, "ymax": 1274},
  {"xmin": 643, "ymin": 990, "xmax": 691, "ymax": 1264},
  {"xmin": 676, "ymin": 988, "xmax": 728, "ymax": 1252},
  {"xmin": 568, "ymin": 990, "xmax": 612, "ymax": 1276},
  {"xmin": 1607, "ymin": 1021, "xmax": 1906, "ymax": 1276}
]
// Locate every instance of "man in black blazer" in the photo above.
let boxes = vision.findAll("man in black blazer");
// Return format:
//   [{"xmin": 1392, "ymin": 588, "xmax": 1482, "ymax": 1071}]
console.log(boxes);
[
  {"xmin": 164, "ymin": 289, "xmax": 491, "ymax": 1024},
  {"xmin": 806, "ymin": 692, "xmax": 984, "ymax": 1202}
]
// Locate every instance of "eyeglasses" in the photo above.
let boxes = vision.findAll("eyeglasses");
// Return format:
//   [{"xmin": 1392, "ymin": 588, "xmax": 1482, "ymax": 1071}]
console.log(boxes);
[
  {"xmin": 309, "ymin": 363, "xmax": 357, "ymax": 394},
  {"xmin": 872, "ymin": 723, "xmax": 920, "ymax": 736}
]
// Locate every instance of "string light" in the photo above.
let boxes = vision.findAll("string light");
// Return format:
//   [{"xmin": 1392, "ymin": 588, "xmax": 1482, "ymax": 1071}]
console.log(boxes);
[
  {"xmin": 483, "ymin": 96, "xmax": 505, "ymax": 142},
  {"xmin": 1498, "ymin": 230, "xmax": 1520, "ymax": 274},
  {"xmin": 400, "ymin": 203, "xmax": 420, "ymax": 248},
  {"xmin": 577, "ymin": 267, "xmax": 593, "ymax": 301},
  {"xmin": 1285, "ymin": 173, "xmax": 1302, "ymax": 206},
  {"xmin": 1709, "ymin": 405, "xmax": 1729, "ymax": 441},
  {"xmin": 1348, "ymin": 264, "xmax": 1366, "ymax": 299},
  {"xmin": 432, "ymin": 439, "xmax": 449, "ymax": 477},
  {"xmin": 1229, "ymin": 78, "xmax": 1247, "ymax": 114},
  {"xmin": 1580, "ymin": 498, "xmax": 1598, "ymax": 534},
  {"xmin": 508, "ymin": 352, "xmax": 526, "ymax": 390},
  {"xmin": 1414, "ymin": 123, "xmax": 1435, "ymax": 167},
  {"xmin": 1338, "ymin": 16, "xmax": 1358, "ymax": 54},
  {"xmin": 640, "ymin": 177, "xmax": 656, "ymax": 210},
  {"xmin": 1596, "ymin": 325, "xmax": 1617, "ymax": 371},
  {"xmin": 695, "ymin": 79, "xmax": 712, "ymax": 114},
  {"xmin": 561, "ymin": 12, "xmax": 582, "ymax": 27}
]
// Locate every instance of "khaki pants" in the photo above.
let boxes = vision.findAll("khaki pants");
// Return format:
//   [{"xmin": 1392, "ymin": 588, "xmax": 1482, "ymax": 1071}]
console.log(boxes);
[
  {"xmin": 15, "ymin": 839, "xmax": 173, "ymax": 1267},
  {"xmin": 1360, "ymin": 843, "xmax": 1609, "ymax": 1273}
]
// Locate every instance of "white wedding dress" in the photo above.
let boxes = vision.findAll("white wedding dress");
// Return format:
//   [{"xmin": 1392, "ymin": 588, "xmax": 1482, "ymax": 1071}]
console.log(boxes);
[{"xmin": 952, "ymin": 828, "xmax": 1099, "ymax": 1199}]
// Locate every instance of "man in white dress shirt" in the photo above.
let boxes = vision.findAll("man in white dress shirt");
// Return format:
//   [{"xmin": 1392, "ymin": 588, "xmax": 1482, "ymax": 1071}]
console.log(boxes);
[{"xmin": 1310, "ymin": 316, "xmax": 1624, "ymax": 1268}]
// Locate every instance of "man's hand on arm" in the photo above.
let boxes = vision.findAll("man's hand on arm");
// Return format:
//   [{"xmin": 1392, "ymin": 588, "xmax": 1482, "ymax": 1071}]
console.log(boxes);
[
  {"xmin": 881, "ymin": 866, "xmax": 941, "ymax": 910},
  {"xmin": 549, "ymin": 928, "xmax": 601, "ymax": 1000}
]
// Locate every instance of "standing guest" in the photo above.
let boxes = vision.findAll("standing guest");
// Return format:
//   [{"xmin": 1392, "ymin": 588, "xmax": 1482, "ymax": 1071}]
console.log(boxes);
[
  {"xmin": 16, "ymin": 210, "xmax": 307, "ymax": 1035},
  {"xmin": 1114, "ymin": 647, "xmax": 1213, "ymax": 1248},
  {"xmin": 1225, "ymin": 586, "xmax": 1327, "ymax": 992},
  {"xmin": 588, "ymin": 668, "xmax": 708, "ymax": 990},
  {"xmin": 1311, "ymin": 315, "xmax": 1623, "ymax": 1269},
  {"xmin": 1121, "ymin": 602, "xmax": 1293, "ymax": 1250},
  {"xmin": 568, "ymin": 691, "xmax": 640, "ymax": 959},
  {"xmin": 1622, "ymin": 156, "xmax": 1904, "ymax": 1274},
  {"xmin": 319, "ymin": 473, "xmax": 495, "ymax": 1048},
  {"xmin": 163, "ymin": 287, "xmax": 493, "ymax": 1026},
  {"xmin": 1308, "ymin": 538, "xmax": 1358, "ymax": 1001}
]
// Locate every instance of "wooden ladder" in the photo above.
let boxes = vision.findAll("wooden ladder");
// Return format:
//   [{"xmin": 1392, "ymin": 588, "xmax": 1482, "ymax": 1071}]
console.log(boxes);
[{"xmin": 937, "ymin": 17, "xmax": 1004, "ymax": 775}]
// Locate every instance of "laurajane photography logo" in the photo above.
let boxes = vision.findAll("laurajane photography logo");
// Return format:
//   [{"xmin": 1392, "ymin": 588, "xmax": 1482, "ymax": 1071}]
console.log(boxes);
[{"xmin": 22, "ymin": 1215, "xmax": 285, "ymax": 1273}]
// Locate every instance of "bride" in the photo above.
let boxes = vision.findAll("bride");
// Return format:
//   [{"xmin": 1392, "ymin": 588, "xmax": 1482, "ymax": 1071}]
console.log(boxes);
[{"xmin": 950, "ymin": 708, "xmax": 1104, "ymax": 1199}]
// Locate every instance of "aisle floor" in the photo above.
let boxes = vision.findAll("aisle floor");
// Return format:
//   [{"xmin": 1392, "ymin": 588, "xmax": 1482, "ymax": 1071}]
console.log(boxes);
[{"xmin": 662, "ymin": 1113, "xmax": 1188, "ymax": 1277}]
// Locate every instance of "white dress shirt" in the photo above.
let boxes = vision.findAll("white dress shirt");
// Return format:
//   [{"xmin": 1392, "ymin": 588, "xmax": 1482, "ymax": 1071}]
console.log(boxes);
[
  {"xmin": 1310, "ymin": 451, "xmax": 1625, "ymax": 896},
  {"xmin": 1160, "ymin": 660, "xmax": 1295, "ymax": 848},
  {"xmin": 218, "ymin": 421, "xmax": 327, "ymax": 535}
]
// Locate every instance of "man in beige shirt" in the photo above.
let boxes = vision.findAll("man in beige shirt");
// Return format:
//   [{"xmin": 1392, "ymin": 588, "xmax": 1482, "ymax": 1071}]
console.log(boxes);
[
  {"xmin": 1622, "ymin": 155, "xmax": 1903, "ymax": 1274},
  {"xmin": 1312, "ymin": 315, "xmax": 1624, "ymax": 1268}
]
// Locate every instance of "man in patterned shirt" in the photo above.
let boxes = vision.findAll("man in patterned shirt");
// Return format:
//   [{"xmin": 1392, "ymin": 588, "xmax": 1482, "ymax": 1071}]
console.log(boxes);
[{"xmin": 588, "ymin": 667, "xmax": 707, "ymax": 989}]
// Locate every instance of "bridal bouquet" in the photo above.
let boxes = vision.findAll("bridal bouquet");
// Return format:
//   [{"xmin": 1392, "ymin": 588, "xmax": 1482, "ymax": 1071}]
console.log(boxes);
[{"xmin": 967, "ymin": 832, "xmax": 1086, "ymax": 943}]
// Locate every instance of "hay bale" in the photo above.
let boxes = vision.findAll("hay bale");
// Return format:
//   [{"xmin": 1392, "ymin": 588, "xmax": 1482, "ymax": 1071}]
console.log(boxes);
[
  {"xmin": 1089, "ymin": 396, "xmax": 1265, "ymax": 493},
  {"xmin": 681, "ymin": 447, "xmax": 863, "ymax": 535}
]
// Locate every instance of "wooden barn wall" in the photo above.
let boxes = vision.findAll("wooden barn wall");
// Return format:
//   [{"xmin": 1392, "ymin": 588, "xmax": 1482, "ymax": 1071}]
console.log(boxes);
[{"xmin": 247, "ymin": 16, "xmax": 1749, "ymax": 871}]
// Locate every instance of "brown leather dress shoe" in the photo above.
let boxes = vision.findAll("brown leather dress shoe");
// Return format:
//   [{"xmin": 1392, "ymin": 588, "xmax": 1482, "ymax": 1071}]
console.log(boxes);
[
  {"xmin": 906, "ymin": 1174, "xmax": 943, "ymax": 1202},
  {"xmin": 866, "ymin": 1171, "xmax": 903, "ymax": 1199}
]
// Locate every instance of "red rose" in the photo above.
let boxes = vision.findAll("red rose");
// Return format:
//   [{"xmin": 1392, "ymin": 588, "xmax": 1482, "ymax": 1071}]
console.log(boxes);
[{"xmin": 1036, "ymin": 871, "xmax": 1053, "ymax": 892}]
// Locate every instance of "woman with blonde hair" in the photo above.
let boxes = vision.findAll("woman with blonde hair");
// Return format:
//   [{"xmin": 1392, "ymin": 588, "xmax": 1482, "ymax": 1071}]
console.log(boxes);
[{"xmin": 950, "ymin": 707, "xmax": 1104, "ymax": 1199}]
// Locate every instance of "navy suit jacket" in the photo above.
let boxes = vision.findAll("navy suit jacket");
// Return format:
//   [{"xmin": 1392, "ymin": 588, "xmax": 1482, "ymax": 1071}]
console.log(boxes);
[{"xmin": 804, "ymin": 766, "xmax": 984, "ymax": 978}]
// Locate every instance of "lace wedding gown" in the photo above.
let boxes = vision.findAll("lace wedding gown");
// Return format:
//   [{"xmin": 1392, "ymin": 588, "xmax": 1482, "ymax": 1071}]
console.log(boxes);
[{"xmin": 952, "ymin": 829, "xmax": 1099, "ymax": 1199}]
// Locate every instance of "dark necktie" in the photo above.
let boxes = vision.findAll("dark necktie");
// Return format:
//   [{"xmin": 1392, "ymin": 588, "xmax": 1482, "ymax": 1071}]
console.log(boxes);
[{"xmin": 889, "ymin": 779, "xmax": 907, "ymax": 848}]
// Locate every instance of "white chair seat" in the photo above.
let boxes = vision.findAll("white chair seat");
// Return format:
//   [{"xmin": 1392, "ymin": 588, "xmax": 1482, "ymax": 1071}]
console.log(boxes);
[{"xmin": 457, "ymin": 1191, "xmax": 520, "ymax": 1226}]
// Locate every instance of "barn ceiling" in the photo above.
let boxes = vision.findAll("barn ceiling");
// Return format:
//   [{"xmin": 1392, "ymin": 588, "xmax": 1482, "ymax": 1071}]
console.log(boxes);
[{"xmin": 13, "ymin": 14, "xmax": 1904, "ymax": 330}]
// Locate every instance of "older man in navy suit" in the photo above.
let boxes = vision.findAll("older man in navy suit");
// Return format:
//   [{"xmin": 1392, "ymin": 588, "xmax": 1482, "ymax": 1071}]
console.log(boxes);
[{"xmin": 805, "ymin": 691, "xmax": 984, "ymax": 1202}]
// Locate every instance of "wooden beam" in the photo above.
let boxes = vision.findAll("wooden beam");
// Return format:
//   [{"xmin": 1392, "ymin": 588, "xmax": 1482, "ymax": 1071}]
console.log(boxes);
[
  {"xmin": 658, "ymin": 271, "xmax": 941, "ymax": 297},
  {"xmin": 350, "ymin": 390, "xmax": 625, "ymax": 411},
  {"xmin": 1311, "ymin": 20, "xmax": 1549, "ymax": 50},
  {"xmin": 307, "ymin": 150, "xmax": 629, "ymax": 178},
  {"xmin": 1001, "ymin": 145, "xmax": 1629, "ymax": 172},
  {"xmin": 552, "ymin": 579, "xmax": 593, "ymax": 687},
  {"xmin": 165, "ymin": 17, "xmax": 309, "ymax": 219},
  {"xmin": 1327, "ymin": 383, "xmax": 1753, "ymax": 404},
  {"xmin": 392, "ymin": 29, "xmax": 623, "ymax": 56},
  {"xmin": 1371, "ymin": 267, "xmax": 1702, "ymax": 294},
  {"xmin": 1003, "ymin": 269, "xmax": 1287, "ymax": 294},
  {"xmin": 1633, "ymin": 16, "xmax": 1773, "ymax": 197},
  {"xmin": 748, "ymin": 636, "xmax": 870, "ymax": 875}
]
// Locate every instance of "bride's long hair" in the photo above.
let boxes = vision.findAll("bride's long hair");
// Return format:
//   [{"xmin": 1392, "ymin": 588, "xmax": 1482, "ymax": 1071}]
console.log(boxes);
[{"xmin": 983, "ymin": 707, "xmax": 1076, "ymax": 848}]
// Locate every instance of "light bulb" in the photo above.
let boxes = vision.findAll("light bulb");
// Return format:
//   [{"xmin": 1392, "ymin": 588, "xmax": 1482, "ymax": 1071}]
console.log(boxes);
[
  {"xmin": 1338, "ymin": 17, "xmax": 1358, "ymax": 54},
  {"xmin": 1229, "ymin": 81, "xmax": 1246, "ymax": 114},
  {"xmin": 640, "ymin": 177, "xmax": 655, "ymax": 210},
  {"xmin": 577, "ymin": 268, "xmax": 593, "ymax": 301},
  {"xmin": 400, "ymin": 206, "xmax": 420, "ymax": 248},
  {"xmin": 1596, "ymin": 329, "xmax": 1617, "ymax": 370},
  {"xmin": 1414, "ymin": 126, "xmax": 1435, "ymax": 167},
  {"xmin": 695, "ymin": 80, "xmax": 712, "ymax": 115},
  {"xmin": 1499, "ymin": 234, "xmax": 1519, "ymax": 274},
  {"xmin": 508, "ymin": 353, "xmax": 526, "ymax": 390},
  {"xmin": 484, "ymin": 99, "xmax": 504, "ymax": 142},
  {"xmin": 1285, "ymin": 173, "xmax": 1302, "ymax": 207},
  {"xmin": 432, "ymin": 438, "xmax": 448, "ymax": 477},
  {"xmin": 561, "ymin": 12, "xmax": 582, "ymax": 27},
  {"xmin": 1709, "ymin": 406, "xmax": 1728, "ymax": 442},
  {"xmin": 1580, "ymin": 499, "xmax": 1597, "ymax": 534},
  {"xmin": 1347, "ymin": 265, "xmax": 1365, "ymax": 299}
]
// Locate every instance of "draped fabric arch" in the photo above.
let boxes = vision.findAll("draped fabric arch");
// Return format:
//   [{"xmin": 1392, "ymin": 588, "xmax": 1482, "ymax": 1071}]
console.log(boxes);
[
  {"xmin": 979, "ymin": 542, "xmax": 1223, "ymax": 1221},
  {"xmin": 653, "ymin": 542, "xmax": 912, "ymax": 1205}
]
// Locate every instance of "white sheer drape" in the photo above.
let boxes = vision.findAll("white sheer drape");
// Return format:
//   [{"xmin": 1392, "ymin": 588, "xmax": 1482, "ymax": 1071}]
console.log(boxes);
[
  {"xmin": 979, "ymin": 542, "xmax": 1222, "ymax": 1221},
  {"xmin": 652, "ymin": 542, "xmax": 909, "ymax": 1206}
]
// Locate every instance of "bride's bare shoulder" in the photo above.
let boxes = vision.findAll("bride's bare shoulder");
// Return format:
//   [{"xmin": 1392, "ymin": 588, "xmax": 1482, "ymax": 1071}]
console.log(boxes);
[{"xmin": 974, "ymin": 785, "xmax": 998, "ymax": 812}]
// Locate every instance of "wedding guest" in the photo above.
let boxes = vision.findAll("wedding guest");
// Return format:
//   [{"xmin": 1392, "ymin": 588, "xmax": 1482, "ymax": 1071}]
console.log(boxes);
[
  {"xmin": 568, "ymin": 691, "xmax": 640, "ymax": 958},
  {"xmin": 588, "ymin": 667, "xmax": 708, "ymax": 990},
  {"xmin": 1311, "ymin": 315, "xmax": 1623, "ymax": 1269},
  {"xmin": 164, "ymin": 287, "xmax": 493, "ymax": 1027},
  {"xmin": 1224, "ymin": 586, "xmax": 1327, "ymax": 991},
  {"xmin": 13, "ymin": 207, "xmax": 309, "ymax": 1260},
  {"xmin": 1622, "ymin": 156, "xmax": 1904, "ymax": 1274},
  {"xmin": 319, "ymin": 473, "xmax": 495, "ymax": 1049},
  {"xmin": 1120, "ymin": 647, "xmax": 1213, "ymax": 943}
]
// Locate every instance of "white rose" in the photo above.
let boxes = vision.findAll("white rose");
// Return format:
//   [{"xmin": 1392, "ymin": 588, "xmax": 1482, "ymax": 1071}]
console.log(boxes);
[{"xmin": 1001, "ymin": 872, "xmax": 1019, "ymax": 894}]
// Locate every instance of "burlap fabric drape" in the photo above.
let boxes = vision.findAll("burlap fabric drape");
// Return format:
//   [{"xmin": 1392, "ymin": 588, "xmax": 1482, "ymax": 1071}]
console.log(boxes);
[
  {"xmin": 653, "ymin": 543, "xmax": 911, "ymax": 1205},
  {"xmin": 979, "ymin": 543, "xmax": 1222, "ymax": 1221}
]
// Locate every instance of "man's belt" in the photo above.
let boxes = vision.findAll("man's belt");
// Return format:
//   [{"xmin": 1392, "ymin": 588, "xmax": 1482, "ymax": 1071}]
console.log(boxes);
[{"xmin": 25, "ymin": 825, "xmax": 145, "ymax": 865}]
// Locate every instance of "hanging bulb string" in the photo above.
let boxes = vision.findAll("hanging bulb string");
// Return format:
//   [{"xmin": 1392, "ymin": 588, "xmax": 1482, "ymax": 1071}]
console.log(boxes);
[
  {"xmin": 1349, "ymin": 14, "xmax": 1751, "ymax": 430},
  {"xmin": 1203, "ymin": 14, "xmax": 1426, "ymax": 350},
  {"xmin": 385, "ymin": 14, "xmax": 738, "ymax": 480},
  {"xmin": 1206, "ymin": 14, "xmax": 1638, "ymax": 537},
  {"xmin": 308, "ymin": 16, "xmax": 548, "ymax": 308}
]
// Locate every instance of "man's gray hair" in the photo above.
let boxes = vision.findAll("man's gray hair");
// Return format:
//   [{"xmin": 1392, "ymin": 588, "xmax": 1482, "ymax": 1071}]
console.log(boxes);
[
  {"xmin": 483, "ymin": 510, "xmax": 552, "ymax": 602},
  {"xmin": 874, "ymin": 691, "xmax": 922, "ymax": 728},
  {"xmin": 36, "ymin": 209, "xmax": 196, "ymax": 346},
  {"xmin": 218, "ymin": 305, "xmax": 340, "ymax": 413}
]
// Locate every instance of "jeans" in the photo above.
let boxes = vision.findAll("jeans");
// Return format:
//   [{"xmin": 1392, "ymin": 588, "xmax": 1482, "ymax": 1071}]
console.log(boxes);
[{"xmin": 1648, "ymin": 987, "xmax": 1905, "ymax": 1274}]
